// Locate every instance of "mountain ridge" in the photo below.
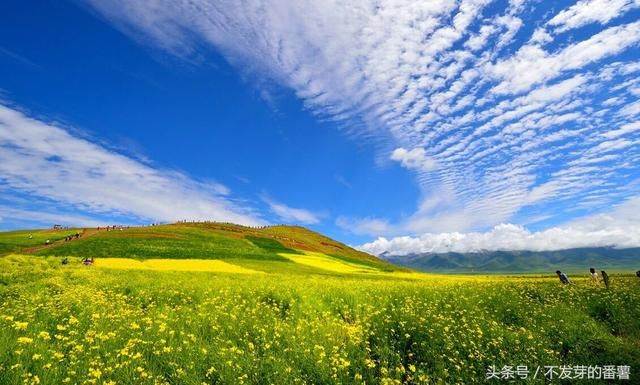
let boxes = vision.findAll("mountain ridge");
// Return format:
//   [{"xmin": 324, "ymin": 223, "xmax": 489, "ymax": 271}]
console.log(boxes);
[{"xmin": 382, "ymin": 247, "xmax": 640, "ymax": 273}]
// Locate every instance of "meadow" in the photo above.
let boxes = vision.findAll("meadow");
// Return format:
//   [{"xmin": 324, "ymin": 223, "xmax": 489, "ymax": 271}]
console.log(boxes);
[{"xmin": 1, "ymin": 254, "xmax": 639, "ymax": 385}]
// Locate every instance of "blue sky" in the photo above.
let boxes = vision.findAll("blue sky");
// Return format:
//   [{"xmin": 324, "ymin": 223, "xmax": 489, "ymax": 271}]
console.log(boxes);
[{"xmin": 1, "ymin": 0, "xmax": 639, "ymax": 253}]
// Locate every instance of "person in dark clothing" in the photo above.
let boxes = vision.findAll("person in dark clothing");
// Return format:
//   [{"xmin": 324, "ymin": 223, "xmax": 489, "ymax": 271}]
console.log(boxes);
[
  {"xmin": 601, "ymin": 270, "xmax": 610, "ymax": 289},
  {"xmin": 556, "ymin": 270, "xmax": 571, "ymax": 285}
]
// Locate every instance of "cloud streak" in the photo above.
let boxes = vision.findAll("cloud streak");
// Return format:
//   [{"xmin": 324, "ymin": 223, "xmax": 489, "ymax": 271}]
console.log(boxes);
[
  {"xmin": 0, "ymin": 104, "xmax": 263, "ymax": 226},
  {"xmin": 262, "ymin": 195, "xmax": 321, "ymax": 225}
]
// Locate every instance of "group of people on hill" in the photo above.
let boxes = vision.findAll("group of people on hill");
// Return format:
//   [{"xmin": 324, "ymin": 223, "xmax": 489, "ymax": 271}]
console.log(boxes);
[
  {"xmin": 556, "ymin": 267, "xmax": 611, "ymax": 288},
  {"xmin": 97, "ymin": 225, "xmax": 129, "ymax": 231},
  {"xmin": 60, "ymin": 257, "xmax": 94, "ymax": 266}
]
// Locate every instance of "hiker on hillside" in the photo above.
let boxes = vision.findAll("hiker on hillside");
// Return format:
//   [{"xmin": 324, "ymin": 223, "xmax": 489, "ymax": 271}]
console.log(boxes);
[
  {"xmin": 589, "ymin": 267, "xmax": 599, "ymax": 284},
  {"xmin": 556, "ymin": 270, "xmax": 571, "ymax": 285},
  {"xmin": 62, "ymin": 257, "xmax": 68, "ymax": 265}
]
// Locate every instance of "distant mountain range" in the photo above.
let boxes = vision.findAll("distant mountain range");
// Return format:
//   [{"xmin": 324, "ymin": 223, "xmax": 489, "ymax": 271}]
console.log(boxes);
[{"xmin": 381, "ymin": 247, "xmax": 640, "ymax": 273}]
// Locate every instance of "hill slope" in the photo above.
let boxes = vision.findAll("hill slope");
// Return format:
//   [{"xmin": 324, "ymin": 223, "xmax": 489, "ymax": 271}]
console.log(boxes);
[
  {"xmin": 383, "ymin": 247, "xmax": 640, "ymax": 273},
  {"xmin": 0, "ymin": 222, "xmax": 401, "ymax": 273}
]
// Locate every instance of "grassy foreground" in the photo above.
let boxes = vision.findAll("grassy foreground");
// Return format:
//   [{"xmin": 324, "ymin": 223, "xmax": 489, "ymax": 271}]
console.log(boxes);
[{"xmin": 1, "ymin": 255, "xmax": 639, "ymax": 385}]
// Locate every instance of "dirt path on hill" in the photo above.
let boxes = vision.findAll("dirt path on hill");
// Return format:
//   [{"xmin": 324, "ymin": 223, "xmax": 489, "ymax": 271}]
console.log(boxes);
[{"xmin": 19, "ymin": 228, "xmax": 102, "ymax": 255}]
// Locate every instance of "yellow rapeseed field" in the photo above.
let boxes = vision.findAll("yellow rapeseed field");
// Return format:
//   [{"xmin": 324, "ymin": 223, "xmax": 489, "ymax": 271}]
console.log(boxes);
[
  {"xmin": 280, "ymin": 252, "xmax": 379, "ymax": 274},
  {"xmin": 1, "ymin": 254, "xmax": 639, "ymax": 384},
  {"xmin": 96, "ymin": 257, "xmax": 262, "ymax": 274}
]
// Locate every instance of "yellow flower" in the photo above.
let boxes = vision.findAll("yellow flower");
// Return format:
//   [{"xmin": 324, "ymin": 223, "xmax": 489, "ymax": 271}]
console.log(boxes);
[
  {"xmin": 14, "ymin": 321, "xmax": 29, "ymax": 330},
  {"xmin": 17, "ymin": 337, "xmax": 34, "ymax": 344},
  {"xmin": 89, "ymin": 367, "xmax": 102, "ymax": 379},
  {"xmin": 38, "ymin": 331, "xmax": 51, "ymax": 340}
]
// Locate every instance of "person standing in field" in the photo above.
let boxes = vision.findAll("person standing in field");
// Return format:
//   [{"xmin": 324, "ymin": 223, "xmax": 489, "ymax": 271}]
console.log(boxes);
[
  {"xmin": 556, "ymin": 270, "xmax": 571, "ymax": 285},
  {"xmin": 589, "ymin": 268, "xmax": 599, "ymax": 285}
]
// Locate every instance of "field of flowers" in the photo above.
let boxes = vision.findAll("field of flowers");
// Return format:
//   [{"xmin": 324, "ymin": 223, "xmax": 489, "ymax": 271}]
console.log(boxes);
[{"xmin": 1, "ymin": 254, "xmax": 639, "ymax": 385}]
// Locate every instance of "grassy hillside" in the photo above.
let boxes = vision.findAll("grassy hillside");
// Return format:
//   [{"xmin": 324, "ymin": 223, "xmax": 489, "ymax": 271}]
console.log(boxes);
[
  {"xmin": 0, "ymin": 223, "xmax": 400, "ymax": 272},
  {"xmin": 1, "ymin": 254, "xmax": 639, "ymax": 384},
  {"xmin": 0, "ymin": 229, "xmax": 82, "ymax": 255}
]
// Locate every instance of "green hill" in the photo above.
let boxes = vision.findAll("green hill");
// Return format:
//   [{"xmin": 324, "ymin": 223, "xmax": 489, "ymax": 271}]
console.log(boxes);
[{"xmin": 0, "ymin": 222, "xmax": 400, "ymax": 273}]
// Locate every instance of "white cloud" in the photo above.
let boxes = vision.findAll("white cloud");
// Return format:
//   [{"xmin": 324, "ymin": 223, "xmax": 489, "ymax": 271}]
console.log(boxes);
[
  {"xmin": 336, "ymin": 216, "xmax": 393, "ymax": 236},
  {"xmin": 0, "ymin": 104, "xmax": 263, "ymax": 226},
  {"xmin": 0, "ymin": 205, "xmax": 105, "ymax": 228},
  {"xmin": 618, "ymin": 100, "xmax": 640, "ymax": 117},
  {"xmin": 390, "ymin": 148, "xmax": 438, "ymax": 171},
  {"xmin": 602, "ymin": 122, "xmax": 640, "ymax": 138},
  {"xmin": 262, "ymin": 195, "xmax": 320, "ymax": 225},
  {"xmin": 602, "ymin": 96, "xmax": 625, "ymax": 106},
  {"xmin": 489, "ymin": 21, "xmax": 640, "ymax": 95},
  {"xmin": 547, "ymin": 0, "xmax": 639, "ymax": 33},
  {"xmin": 530, "ymin": 28, "xmax": 553, "ymax": 44},
  {"xmin": 359, "ymin": 197, "xmax": 640, "ymax": 255}
]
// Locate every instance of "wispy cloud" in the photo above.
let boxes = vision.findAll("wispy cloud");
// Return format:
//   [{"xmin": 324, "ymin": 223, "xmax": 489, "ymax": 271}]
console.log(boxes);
[
  {"xmin": 0, "ymin": 104, "xmax": 263, "ymax": 226},
  {"xmin": 85, "ymin": 0, "xmax": 640, "ymax": 237},
  {"xmin": 546, "ymin": 0, "xmax": 639, "ymax": 33},
  {"xmin": 0, "ymin": 205, "xmax": 106, "ymax": 228},
  {"xmin": 261, "ymin": 195, "xmax": 320, "ymax": 225},
  {"xmin": 0, "ymin": 47, "xmax": 41, "ymax": 71}
]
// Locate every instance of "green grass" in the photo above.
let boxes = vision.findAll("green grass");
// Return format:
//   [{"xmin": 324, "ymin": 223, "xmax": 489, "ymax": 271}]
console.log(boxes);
[
  {"xmin": 245, "ymin": 236, "xmax": 302, "ymax": 255},
  {"xmin": 34, "ymin": 226, "xmax": 289, "ymax": 261},
  {"xmin": 6, "ymin": 223, "xmax": 400, "ymax": 271},
  {"xmin": 0, "ymin": 229, "xmax": 82, "ymax": 255},
  {"xmin": 0, "ymin": 255, "xmax": 639, "ymax": 384}
]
